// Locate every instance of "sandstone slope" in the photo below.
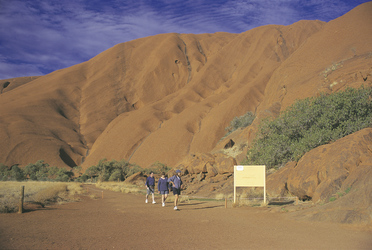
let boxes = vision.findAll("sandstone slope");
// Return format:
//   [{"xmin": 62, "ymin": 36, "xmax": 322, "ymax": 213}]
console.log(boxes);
[{"xmin": 0, "ymin": 2, "xmax": 371, "ymax": 172}]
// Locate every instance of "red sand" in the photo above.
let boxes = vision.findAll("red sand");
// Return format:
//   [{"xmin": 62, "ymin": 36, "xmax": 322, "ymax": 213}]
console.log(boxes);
[{"xmin": 1, "ymin": 186, "xmax": 371, "ymax": 249}]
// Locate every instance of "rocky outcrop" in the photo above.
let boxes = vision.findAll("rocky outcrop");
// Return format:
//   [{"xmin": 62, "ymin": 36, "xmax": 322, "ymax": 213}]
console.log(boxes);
[
  {"xmin": 124, "ymin": 172, "xmax": 146, "ymax": 186},
  {"xmin": 267, "ymin": 128, "xmax": 372, "ymax": 202},
  {"xmin": 267, "ymin": 128, "xmax": 372, "ymax": 224},
  {"xmin": 1, "ymin": 3, "xmax": 371, "ymax": 170},
  {"xmin": 176, "ymin": 152, "xmax": 237, "ymax": 176},
  {"xmin": 170, "ymin": 152, "xmax": 236, "ymax": 197}
]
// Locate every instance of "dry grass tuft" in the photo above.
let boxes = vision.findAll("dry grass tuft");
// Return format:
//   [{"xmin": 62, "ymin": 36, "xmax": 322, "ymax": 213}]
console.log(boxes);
[
  {"xmin": 214, "ymin": 193, "xmax": 233, "ymax": 200},
  {"xmin": 33, "ymin": 183, "xmax": 67, "ymax": 206},
  {"xmin": 230, "ymin": 187, "xmax": 267, "ymax": 207},
  {"xmin": 88, "ymin": 194, "xmax": 100, "ymax": 199},
  {"xmin": 95, "ymin": 182, "xmax": 143, "ymax": 194}
]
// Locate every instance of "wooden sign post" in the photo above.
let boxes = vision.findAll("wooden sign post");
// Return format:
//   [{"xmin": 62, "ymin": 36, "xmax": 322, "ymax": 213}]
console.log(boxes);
[{"xmin": 19, "ymin": 185, "xmax": 24, "ymax": 214}]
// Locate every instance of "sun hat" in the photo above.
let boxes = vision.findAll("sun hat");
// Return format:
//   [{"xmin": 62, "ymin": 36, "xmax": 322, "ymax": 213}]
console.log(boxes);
[{"xmin": 175, "ymin": 170, "xmax": 181, "ymax": 173}]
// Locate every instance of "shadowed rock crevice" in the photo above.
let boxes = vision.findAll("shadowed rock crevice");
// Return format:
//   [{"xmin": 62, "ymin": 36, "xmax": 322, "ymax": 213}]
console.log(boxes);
[
  {"xmin": 224, "ymin": 139, "xmax": 235, "ymax": 149},
  {"xmin": 197, "ymin": 41, "xmax": 207, "ymax": 63},
  {"xmin": 59, "ymin": 148, "xmax": 77, "ymax": 167},
  {"xmin": 177, "ymin": 34, "xmax": 192, "ymax": 83},
  {"xmin": 1, "ymin": 81, "xmax": 10, "ymax": 93}
]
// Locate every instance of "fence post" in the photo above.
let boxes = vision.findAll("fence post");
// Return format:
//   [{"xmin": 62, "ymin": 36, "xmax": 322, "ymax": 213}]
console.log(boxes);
[
  {"xmin": 225, "ymin": 198, "xmax": 227, "ymax": 208},
  {"xmin": 19, "ymin": 185, "xmax": 24, "ymax": 214}
]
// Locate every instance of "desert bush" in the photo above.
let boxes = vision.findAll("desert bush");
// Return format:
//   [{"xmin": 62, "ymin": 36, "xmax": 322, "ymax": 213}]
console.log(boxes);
[
  {"xmin": 48, "ymin": 166, "xmax": 59, "ymax": 179},
  {"xmin": 76, "ymin": 174, "xmax": 89, "ymax": 182},
  {"xmin": 0, "ymin": 162, "xmax": 74, "ymax": 182},
  {"xmin": 222, "ymin": 111, "xmax": 255, "ymax": 139},
  {"xmin": 142, "ymin": 161, "xmax": 172, "ymax": 175},
  {"xmin": 244, "ymin": 86, "xmax": 372, "ymax": 168},
  {"xmin": 0, "ymin": 163, "xmax": 10, "ymax": 181},
  {"xmin": 108, "ymin": 169, "xmax": 122, "ymax": 182},
  {"xmin": 85, "ymin": 159, "xmax": 142, "ymax": 182},
  {"xmin": 23, "ymin": 160, "xmax": 73, "ymax": 181},
  {"xmin": 10, "ymin": 165, "xmax": 25, "ymax": 181},
  {"xmin": 55, "ymin": 168, "xmax": 73, "ymax": 182},
  {"xmin": 0, "ymin": 164, "xmax": 24, "ymax": 181},
  {"xmin": 24, "ymin": 160, "xmax": 49, "ymax": 180}
]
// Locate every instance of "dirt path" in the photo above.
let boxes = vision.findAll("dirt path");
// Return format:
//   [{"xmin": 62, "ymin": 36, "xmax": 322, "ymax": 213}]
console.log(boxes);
[{"xmin": 1, "ymin": 186, "xmax": 371, "ymax": 249}]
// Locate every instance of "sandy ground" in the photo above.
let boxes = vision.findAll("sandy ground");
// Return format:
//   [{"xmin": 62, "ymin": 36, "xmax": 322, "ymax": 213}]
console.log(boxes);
[{"xmin": 1, "ymin": 186, "xmax": 371, "ymax": 250}]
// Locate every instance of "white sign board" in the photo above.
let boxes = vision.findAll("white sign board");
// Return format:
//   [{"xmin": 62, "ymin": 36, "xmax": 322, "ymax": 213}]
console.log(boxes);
[{"xmin": 234, "ymin": 165, "xmax": 266, "ymax": 203}]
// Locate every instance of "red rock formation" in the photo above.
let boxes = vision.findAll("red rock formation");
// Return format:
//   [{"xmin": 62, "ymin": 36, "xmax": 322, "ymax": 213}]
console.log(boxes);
[{"xmin": 0, "ymin": 2, "xmax": 371, "ymax": 173}]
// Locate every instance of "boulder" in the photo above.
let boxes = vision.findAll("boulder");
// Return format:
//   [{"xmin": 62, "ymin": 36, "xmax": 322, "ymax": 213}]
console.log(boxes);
[
  {"xmin": 266, "ymin": 161, "xmax": 296, "ymax": 197},
  {"xmin": 176, "ymin": 152, "xmax": 236, "ymax": 176},
  {"xmin": 286, "ymin": 128, "xmax": 372, "ymax": 202},
  {"xmin": 206, "ymin": 162, "xmax": 218, "ymax": 178},
  {"xmin": 180, "ymin": 153, "xmax": 214, "ymax": 174},
  {"xmin": 124, "ymin": 172, "xmax": 146, "ymax": 186},
  {"xmin": 267, "ymin": 128, "xmax": 372, "ymax": 224},
  {"xmin": 214, "ymin": 153, "xmax": 237, "ymax": 174}
]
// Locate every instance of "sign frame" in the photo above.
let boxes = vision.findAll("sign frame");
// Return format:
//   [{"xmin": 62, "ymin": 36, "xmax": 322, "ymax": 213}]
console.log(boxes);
[{"xmin": 234, "ymin": 165, "xmax": 266, "ymax": 204}]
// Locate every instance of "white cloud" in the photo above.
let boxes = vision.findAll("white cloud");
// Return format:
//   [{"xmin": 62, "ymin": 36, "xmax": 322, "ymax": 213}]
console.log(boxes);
[{"xmin": 0, "ymin": 61, "xmax": 44, "ymax": 79}]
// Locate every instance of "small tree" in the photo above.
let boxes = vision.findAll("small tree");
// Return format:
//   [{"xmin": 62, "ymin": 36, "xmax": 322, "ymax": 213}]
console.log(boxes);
[
  {"xmin": 245, "ymin": 86, "xmax": 372, "ymax": 169},
  {"xmin": 0, "ymin": 163, "xmax": 9, "ymax": 181},
  {"xmin": 10, "ymin": 165, "xmax": 25, "ymax": 181},
  {"xmin": 24, "ymin": 160, "xmax": 49, "ymax": 180},
  {"xmin": 55, "ymin": 168, "xmax": 72, "ymax": 182},
  {"xmin": 222, "ymin": 111, "xmax": 255, "ymax": 140}
]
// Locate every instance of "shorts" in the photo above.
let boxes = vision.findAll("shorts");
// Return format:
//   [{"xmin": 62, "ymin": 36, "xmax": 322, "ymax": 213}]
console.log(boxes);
[
  {"xmin": 172, "ymin": 187, "xmax": 181, "ymax": 196},
  {"xmin": 147, "ymin": 186, "xmax": 155, "ymax": 195},
  {"xmin": 160, "ymin": 190, "xmax": 169, "ymax": 195}
]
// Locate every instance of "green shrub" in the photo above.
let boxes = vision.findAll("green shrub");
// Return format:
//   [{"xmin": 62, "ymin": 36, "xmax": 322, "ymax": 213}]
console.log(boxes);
[
  {"xmin": 0, "ymin": 164, "xmax": 9, "ymax": 181},
  {"xmin": 329, "ymin": 197, "xmax": 337, "ymax": 202},
  {"xmin": 222, "ymin": 111, "xmax": 255, "ymax": 139},
  {"xmin": 24, "ymin": 160, "xmax": 50, "ymax": 181},
  {"xmin": 108, "ymin": 169, "xmax": 122, "ymax": 181},
  {"xmin": 85, "ymin": 159, "xmax": 171, "ymax": 182},
  {"xmin": 10, "ymin": 165, "xmax": 25, "ymax": 181},
  {"xmin": 54, "ymin": 168, "xmax": 72, "ymax": 182},
  {"xmin": 0, "ymin": 160, "xmax": 74, "ymax": 182},
  {"xmin": 48, "ymin": 166, "xmax": 59, "ymax": 179},
  {"xmin": 344, "ymin": 187, "xmax": 352, "ymax": 194},
  {"xmin": 142, "ymin": 161, "xmax": 172, "ymax": 175},
  {"xmin": 244, "ymin": 86, "xmax": 372, "ymax": 168},
  {"xmin": 0, "ymin": 164, "xmax": 25, "ymax": 181},
  {"xmin": 76, "ymin": 174, "xmax": 89, "ymax": 182},
  {"xmin": 85, "ymin": 159, "xmax": 142, "ymax": 182}
]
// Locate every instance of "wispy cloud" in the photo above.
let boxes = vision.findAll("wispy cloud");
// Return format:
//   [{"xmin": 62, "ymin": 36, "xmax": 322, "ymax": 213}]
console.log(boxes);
[{"xmin": 0, "ymin": 0, "xmax": 368, "ymax": 79}]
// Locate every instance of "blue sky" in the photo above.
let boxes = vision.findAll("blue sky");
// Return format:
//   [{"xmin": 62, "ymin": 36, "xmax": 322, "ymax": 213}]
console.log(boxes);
[{"xmin": 0, "ymin": 0, "xmax": 369, "ymax": 79}]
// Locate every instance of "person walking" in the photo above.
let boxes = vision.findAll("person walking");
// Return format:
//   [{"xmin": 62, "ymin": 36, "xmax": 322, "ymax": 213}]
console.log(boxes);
[
  {"xmin": 157, "ymin": 172, "xmax": 169, "ymax": 207},
  {"xmin": 168, "ymin": 170, "xmax": 182, "ymax": 210},
  {"xmin": 145, "ymin": 172, "xmax": 156, "ymax": 204}
]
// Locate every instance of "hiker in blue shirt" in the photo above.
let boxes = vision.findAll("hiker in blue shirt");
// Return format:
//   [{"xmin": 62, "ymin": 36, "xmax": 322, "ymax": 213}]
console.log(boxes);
[
  {"xmin": 157, "ymin": 172, "xmax": 169, "ymax": 207},
  {"xmin": 168, "ymin": 170, "xmax": 183, "ymax": 210},
  {"xmin": 145, "ymin": 172, "xmax": 156, "ymax": 204}
]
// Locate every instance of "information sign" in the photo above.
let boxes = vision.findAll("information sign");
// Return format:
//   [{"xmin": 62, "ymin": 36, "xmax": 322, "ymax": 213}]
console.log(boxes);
[{"xmin": 234, "ymin": 165, "xmax": 266, "ymax": 203}]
